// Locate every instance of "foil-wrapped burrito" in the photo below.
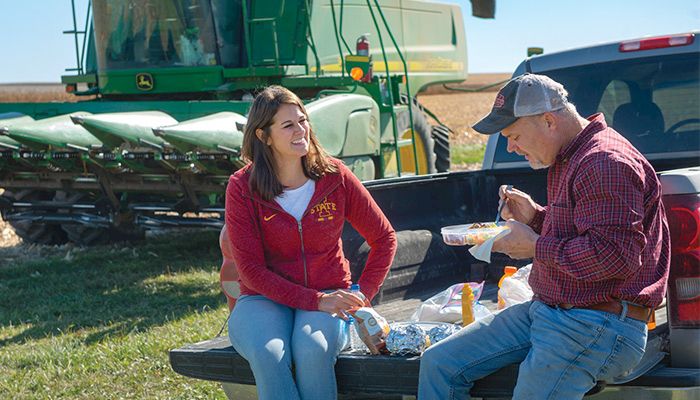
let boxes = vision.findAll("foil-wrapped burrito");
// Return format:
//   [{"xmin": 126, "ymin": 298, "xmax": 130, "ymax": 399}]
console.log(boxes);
[
  {"xmin": 427, "ymin": 323, "xmax": 461, "ymax": 345},
  {"xmin": 386, "ymin": 324, "xmax": 430, "ymax": 356},
  {"xmin": 386, "ymin": 322, "xmax": 461, "ymax": 356}
]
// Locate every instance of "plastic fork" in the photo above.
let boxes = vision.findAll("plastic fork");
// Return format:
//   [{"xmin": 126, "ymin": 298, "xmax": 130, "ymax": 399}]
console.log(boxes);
[{"xmin": 495, "ymin": 185, "xmax": 513, "ymax": 224}]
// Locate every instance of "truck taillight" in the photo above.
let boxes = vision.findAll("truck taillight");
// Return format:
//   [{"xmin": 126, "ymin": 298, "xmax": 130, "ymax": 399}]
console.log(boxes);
[
  {"xmin": 619, "ymin": 34, "xmax": 694, "ymax": 52},
  {"xmin": 665, "ymin": 193, "xmax": 700, "ymax": 327}
]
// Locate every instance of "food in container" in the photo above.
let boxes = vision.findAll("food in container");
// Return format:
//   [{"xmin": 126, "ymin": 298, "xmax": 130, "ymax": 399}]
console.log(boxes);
[{"xmin": 441, "ymin": 222, "xmax": 507, "ymax": 246}]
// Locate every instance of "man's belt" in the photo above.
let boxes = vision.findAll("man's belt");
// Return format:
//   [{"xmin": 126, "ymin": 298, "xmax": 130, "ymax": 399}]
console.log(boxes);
[{"xmin": 558, "ymin": 300, "xmax": 652, "ymax": 322}]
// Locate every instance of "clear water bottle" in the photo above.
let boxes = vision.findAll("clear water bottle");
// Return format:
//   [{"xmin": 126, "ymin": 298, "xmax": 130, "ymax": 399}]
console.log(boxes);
[
  {"xmin": 350, "ymin": 283, "xmax": 365, "ymax": 301},
  {"xmin": 347, "ymin": 316, "xmax": 363, "ymax": 353},
  {"xmin": 348, "ymin": 283, "xmax": 368, "ymax": 353}
]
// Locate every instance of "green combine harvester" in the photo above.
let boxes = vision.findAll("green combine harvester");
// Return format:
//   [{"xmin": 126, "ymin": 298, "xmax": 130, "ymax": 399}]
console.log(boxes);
[{"xmin": 0, "ymin": 0, "xmax": 494, "ymax": 245}]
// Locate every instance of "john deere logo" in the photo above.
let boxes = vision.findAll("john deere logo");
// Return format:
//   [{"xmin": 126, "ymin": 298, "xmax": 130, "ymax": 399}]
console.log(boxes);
[{"xmin": 136, "ymin": 73, "xmax": 154, "ymax": 91}]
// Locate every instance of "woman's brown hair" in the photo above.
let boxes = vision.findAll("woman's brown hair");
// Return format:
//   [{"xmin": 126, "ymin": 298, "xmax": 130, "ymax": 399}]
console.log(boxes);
[{"xmin": 241, "ymin": 85, "xmax": 338, "ymax": 201}]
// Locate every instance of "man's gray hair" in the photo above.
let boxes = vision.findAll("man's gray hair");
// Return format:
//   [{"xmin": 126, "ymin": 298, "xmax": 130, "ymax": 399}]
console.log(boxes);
[{"xmin": 553, "ymin": 101, "xmax": 579, "ymax": 118}]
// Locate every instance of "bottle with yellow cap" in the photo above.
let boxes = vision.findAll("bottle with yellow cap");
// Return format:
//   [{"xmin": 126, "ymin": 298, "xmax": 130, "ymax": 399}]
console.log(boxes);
[
  {"xmin": 461, "ymin": 284, "xmax": 475, "ymax": 326},
  {"xmin": 497, "ymin": 266, "xmax": 518, "ymax": 310}
]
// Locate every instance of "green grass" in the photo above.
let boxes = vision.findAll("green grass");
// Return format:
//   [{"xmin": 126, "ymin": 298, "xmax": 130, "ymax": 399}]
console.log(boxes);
[
  {"xmin": 451, "ymin": 143, "xmax": 486, "ymax": 166},
  {"xmin": 0, "ymin": 231, "xmax": 231, "ymax": 399}
]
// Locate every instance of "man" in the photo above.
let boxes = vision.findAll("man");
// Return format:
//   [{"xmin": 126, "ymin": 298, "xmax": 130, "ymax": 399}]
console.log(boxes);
[{"xmin": 418, "ymin": 74, "xmax": 670, "ymax": 399}]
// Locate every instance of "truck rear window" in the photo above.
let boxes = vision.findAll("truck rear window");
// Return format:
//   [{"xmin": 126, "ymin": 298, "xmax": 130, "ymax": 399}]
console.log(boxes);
[{"xmin": 494, "ymin": 52, "xmax": 700, "ymax": 163}]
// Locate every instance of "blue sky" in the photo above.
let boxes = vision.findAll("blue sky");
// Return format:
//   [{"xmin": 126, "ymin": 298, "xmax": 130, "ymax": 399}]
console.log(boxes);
[{"xmin": 0, "ymin": 0, "xmax": 698, "ymax": 83}]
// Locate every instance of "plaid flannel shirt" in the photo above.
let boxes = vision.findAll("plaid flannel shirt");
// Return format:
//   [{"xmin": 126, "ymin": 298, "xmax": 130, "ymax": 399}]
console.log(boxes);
[{"xmin": 528, "ymin": 113, "xmax": 670, "ymax": 308}]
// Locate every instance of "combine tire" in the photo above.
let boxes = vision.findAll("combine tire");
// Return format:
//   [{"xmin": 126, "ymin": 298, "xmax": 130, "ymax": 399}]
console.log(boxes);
[
  {"xmin": 55, "ymin": 191, "xmax": 144, "ymax": 246},
  {"xmin": 397, "ymin": 104, "xmax": 437, "ymax": 175},
  {"xmin": 61, "ymin": 223, "xmax": 143, "ymax": 246},
  {"xmin": 2, "ymin": 190, "xmax": 69, "ymax": 245},
  {"xmin": 397, "ymin": 99, "xmax": 451, "ymax": 174},
  {"xmin": 61, "ymin": 224, "xmax": 110, "ymax": 246},
  {"xmin": 431, "ymin": 124, "xmax": 451, "ymax": 172}
]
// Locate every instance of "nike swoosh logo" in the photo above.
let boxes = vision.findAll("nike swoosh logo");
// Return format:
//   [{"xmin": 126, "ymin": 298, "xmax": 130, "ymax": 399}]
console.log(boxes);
[{"xmin": 263, "ymin": 213, "xmax": 277, "ymax": 222}]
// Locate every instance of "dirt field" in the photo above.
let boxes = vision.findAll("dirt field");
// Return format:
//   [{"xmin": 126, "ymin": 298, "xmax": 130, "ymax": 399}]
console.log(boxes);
[
  {"xmin": 418, "ymin": 91, "xmax": 500, "ymax": 146},
  {"xmin": 0, "ymin": 83, "xmax": 82, "ymax": 103},
  {"xmin": 0, "ymin": 74, "xmax": 509, "ymax": 248}
]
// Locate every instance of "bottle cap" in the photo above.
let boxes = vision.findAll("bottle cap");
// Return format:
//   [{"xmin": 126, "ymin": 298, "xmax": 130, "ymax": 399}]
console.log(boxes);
[{"xmin": 351, "ymin": 283, "xmax": 361, "ymax": 291}]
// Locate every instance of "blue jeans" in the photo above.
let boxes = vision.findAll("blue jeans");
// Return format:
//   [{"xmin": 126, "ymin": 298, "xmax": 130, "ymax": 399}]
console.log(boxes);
[
  {"xmin": 228, "ymin": 295, "xmax": 349, "ymax": 400},
  {"xmin": 418, "ymin": 300, "xmax": 647, "ymax": 400}
]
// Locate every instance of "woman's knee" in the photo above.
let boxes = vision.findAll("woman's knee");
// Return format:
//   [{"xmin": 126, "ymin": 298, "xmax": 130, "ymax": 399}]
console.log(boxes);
[
  {"xmin": 292, "ymin": 312, "xmax": 345, "ymax": 362},
  {"xmin": 295, "ymin": 342, "xmax": 334, "ymax": 365},
  {"xmin": 292, "ymin": 332, "xmax": 339, "ymax": 367},
  {"xmin": 248, "ymin": 338, "xmax": 294, "ymax": 368}
]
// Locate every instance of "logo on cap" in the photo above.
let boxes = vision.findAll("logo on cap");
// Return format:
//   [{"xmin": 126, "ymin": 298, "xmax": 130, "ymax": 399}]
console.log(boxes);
[{"xmin": 494, "ymin": 93, "xmax": 505, "ymax": 108}]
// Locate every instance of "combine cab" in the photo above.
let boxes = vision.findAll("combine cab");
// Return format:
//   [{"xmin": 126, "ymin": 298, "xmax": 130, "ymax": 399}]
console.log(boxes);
[{"xmin": 0, "ymin": 0, "xmax": 494, "ymax": 245}]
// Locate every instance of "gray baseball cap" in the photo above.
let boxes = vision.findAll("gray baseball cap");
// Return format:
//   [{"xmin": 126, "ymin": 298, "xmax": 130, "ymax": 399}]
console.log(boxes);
[{"xmin": 473, "ymin": 73, "xmax": 569, "ymax": 135}]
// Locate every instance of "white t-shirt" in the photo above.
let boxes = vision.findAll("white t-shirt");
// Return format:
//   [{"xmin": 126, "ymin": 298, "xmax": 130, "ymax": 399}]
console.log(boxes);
[{"xmin": 275, "ymin": 179, "xmax": 316, "ymax": 221}]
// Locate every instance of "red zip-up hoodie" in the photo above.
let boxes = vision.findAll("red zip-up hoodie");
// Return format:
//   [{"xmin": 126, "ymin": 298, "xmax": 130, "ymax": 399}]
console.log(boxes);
[{"xmin": 225, "ymin": 159, "xmax": 397, "ymax": 311}]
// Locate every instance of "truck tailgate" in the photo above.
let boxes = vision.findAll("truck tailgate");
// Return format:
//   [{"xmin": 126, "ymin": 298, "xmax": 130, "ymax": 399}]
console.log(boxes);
[
  {"xmin": 170, "ymin": 282, "xmax": 700, "ymax": 396},
  {"xmin": 169, "ymin": 326, "xmax": 699, "ymax": 397}
]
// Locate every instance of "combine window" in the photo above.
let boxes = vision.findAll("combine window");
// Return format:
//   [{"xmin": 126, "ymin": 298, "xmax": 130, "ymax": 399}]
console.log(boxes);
[{"xmin": 92, "ymin": 0, "xmax": 219, "ymax": 69}]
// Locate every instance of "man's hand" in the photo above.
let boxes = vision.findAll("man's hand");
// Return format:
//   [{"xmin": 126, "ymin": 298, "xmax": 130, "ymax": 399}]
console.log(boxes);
[
  {"xmin": 498, "ymin": 185, "xmax": 538, "ymax": 225},
  {"xmin": 491, "ymin": 219, "xmax": 539, "ymax": 259},
  {"xmin": 318, "ymin": 290, "xmax": 366, "ymax": 320}
]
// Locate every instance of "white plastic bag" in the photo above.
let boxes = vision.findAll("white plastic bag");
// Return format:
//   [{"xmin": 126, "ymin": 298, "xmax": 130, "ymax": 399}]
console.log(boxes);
[
  {"xmin": 411, "ymin": 282, "xmax": 486, "ymax": 323},
  {"xmin": 499, "ymin": 264, "xmax": 533, "ymax": 309}
]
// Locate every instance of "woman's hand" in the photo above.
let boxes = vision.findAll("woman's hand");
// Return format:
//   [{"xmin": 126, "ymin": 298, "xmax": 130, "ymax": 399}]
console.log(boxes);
[
  {"xmin": 499, "ymin": 185, "xmax": 538, "ymax": 225},
  {"xmin": 318, "ymin": 290, "xmax": 366, "ymax": 320}
]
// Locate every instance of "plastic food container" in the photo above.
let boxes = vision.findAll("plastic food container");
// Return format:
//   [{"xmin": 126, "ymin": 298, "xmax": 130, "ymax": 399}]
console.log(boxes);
[{"xmin": 441, "ymin": 222, "xmax": 507, "ymax": 246}]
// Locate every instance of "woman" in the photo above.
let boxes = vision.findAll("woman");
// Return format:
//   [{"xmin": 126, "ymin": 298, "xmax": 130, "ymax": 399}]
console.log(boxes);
[{"xmin": 225, "ymin": 85, "xmax": 397, "ymax": 400}]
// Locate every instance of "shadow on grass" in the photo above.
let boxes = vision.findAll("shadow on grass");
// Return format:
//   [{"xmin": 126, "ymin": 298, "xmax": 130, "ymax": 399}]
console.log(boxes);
[{"xmin": 0, "ymin": 230, "xmax": 224, "ymax": 346}]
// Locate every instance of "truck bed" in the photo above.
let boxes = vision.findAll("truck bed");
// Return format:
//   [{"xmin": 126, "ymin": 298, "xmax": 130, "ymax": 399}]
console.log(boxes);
[{"xmin": 169, "ymin": 283, "xmax": 699, "ymax": 398}]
